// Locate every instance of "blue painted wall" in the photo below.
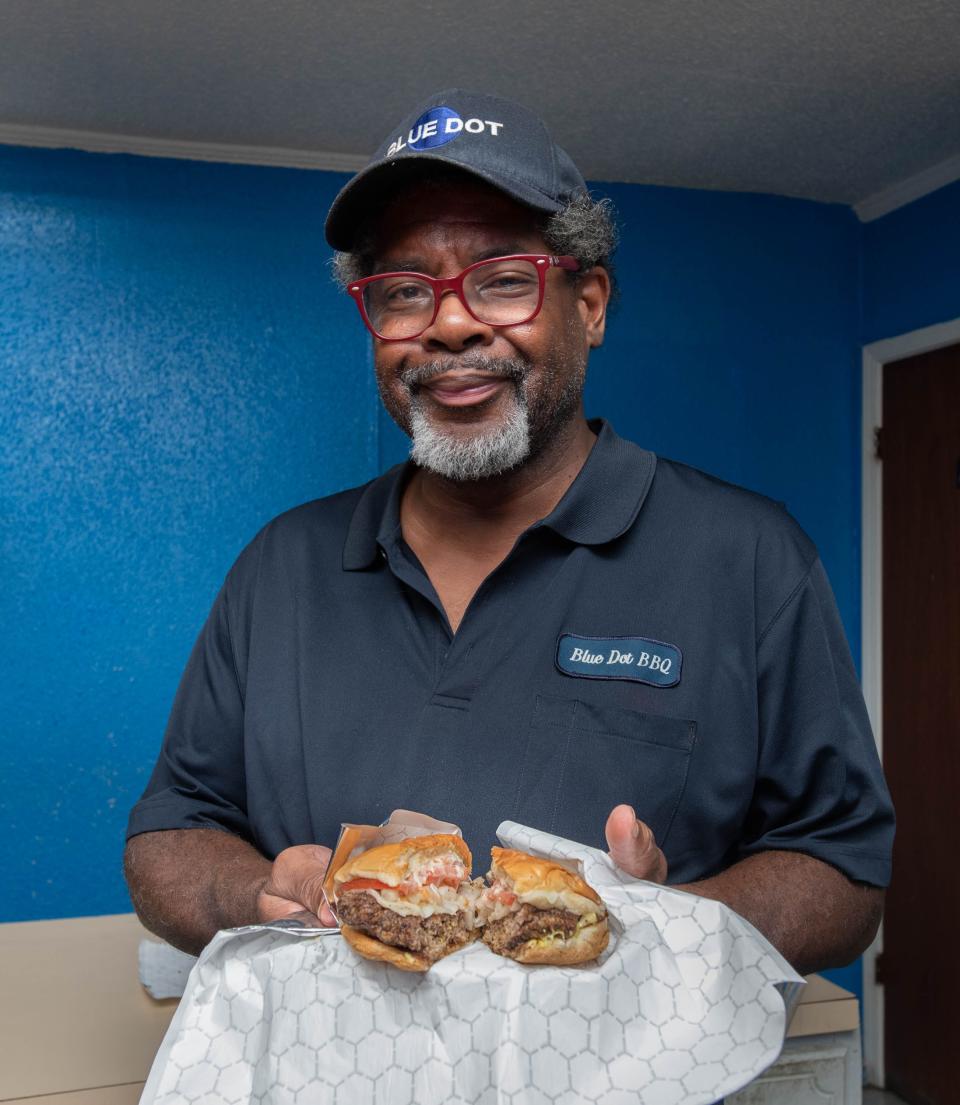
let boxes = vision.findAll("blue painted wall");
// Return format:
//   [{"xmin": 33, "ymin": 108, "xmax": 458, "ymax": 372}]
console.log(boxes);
[
  {"xmin": 0, "ymin": 148, "xmax": 375, "ymax": 919},
  {"xmin": 1, "ymin": 143, "xmax": 884, "ymax": 1007},
  {"xmin": 861, "ymin": 177, "xmax": 960, "ymax": 343}
]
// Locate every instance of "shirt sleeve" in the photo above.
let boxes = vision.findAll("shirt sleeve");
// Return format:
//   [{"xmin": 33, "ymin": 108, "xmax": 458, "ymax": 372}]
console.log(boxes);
[
  {"xmin": 125, "ymin": 578, "xmax": 252, "ymax": 843},
  {"xmin": 740, "ymin": 556, "xmax": 895, "ymax": 886}
]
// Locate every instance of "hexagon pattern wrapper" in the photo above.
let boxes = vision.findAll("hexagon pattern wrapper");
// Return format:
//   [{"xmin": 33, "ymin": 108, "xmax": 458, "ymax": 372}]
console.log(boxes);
[{"xmin": 139, "ymin": 821, "xmax": 804, "ymax": 1105}]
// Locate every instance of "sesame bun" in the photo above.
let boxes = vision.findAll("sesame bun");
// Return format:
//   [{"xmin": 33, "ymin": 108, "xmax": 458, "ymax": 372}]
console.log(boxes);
[
  {"xmin": 333, "ymin": 834, "xmax": 471, "ymax": 892},
  {"xmin": 490, "ymin": 848, "xmax": 605, "ymax": 918}
]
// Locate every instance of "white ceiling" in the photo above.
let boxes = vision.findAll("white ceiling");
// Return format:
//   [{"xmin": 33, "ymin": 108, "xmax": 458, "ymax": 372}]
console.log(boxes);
[{"xmin": 1, "ymin": 0, "xmax": 959, "ymax": 212}]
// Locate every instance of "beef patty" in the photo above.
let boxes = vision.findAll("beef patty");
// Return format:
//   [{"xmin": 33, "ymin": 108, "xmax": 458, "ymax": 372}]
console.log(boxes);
[
  {"xmin": 337, "ymin": 890, "xmax": 473, "ymax": 961},
  {"xmin": 481, "ymin": 904, "xmax": 580, "ymax": 954}
]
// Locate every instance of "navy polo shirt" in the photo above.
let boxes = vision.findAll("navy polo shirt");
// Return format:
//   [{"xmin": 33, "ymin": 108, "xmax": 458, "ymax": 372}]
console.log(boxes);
[{"xmin": 127, "ymin": 421, "xmax": 894, "ymax": 888}]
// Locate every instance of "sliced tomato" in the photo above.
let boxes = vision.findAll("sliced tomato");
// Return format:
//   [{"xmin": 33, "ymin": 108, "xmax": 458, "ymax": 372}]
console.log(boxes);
[
  {"xmin": 423, "ymin": 872, "xmax": 463, "ymax": 888},
  {"xmin": 339, "ymin": 878, "xmax": 423, "ymax": 897},
  {"xmin": 338, "ymin": 878, "xmax": 392, "ymax": 893}
]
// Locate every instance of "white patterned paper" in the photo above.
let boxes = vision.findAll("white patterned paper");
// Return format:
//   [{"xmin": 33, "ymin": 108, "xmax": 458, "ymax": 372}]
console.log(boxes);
[{"xmin": 139, "ymin": 822, "xmax": 803, "ymax": 1105}]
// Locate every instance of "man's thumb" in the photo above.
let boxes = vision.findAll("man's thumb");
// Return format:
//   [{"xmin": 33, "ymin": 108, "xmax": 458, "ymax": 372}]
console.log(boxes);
[
  {"xmin": 605, "ymin": 804, "xmax": 667, "ymax": 882},
  {"xmin": 605, "ymin": 804, "xmax": 643, "ymax": 860}
]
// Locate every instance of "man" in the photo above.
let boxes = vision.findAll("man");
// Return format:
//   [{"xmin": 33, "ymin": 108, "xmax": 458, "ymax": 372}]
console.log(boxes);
[{"xmin": 125, "ymin": 90, "xmax": 893, "ymax": 974}]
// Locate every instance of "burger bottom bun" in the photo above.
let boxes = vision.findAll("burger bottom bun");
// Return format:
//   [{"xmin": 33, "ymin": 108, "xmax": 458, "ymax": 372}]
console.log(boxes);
[
  {"xmin": 340, "ymin": 924, "xmax": 477, "ymax": 973},
  {"xmin": 490, "ymin": 918, "xmax": 610, "ymax": 966},
  {"xmin": 341, "ymin": 925, "xmax": 432, "ymax": 972}
]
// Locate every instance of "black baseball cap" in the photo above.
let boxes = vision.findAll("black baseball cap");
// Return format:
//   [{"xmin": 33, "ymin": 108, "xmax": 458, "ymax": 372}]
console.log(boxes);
[{"xmin": 324, "ymin": 89, "xmax": 588, "ymax": 251}]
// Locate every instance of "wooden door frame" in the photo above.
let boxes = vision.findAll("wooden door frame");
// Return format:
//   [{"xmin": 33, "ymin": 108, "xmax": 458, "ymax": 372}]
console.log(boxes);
[{"xmin": 860, "ymin": 315, "xmax": 960, "ymax": 1086}]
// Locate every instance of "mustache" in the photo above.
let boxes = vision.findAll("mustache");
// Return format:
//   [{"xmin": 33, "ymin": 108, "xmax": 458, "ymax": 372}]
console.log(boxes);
[{"xmin": 400, "ymin": 354, "xmax": 529, "ymax": 390}]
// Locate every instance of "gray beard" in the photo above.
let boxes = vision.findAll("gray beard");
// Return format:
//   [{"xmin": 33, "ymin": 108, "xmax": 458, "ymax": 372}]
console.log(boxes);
[
  {"xmin": 409, "ymin": 396, "xmax": 530, "ymax": 481},
  {"xmin": 403, "ymin": 356, "xmax": 532, "ymax": 482}
]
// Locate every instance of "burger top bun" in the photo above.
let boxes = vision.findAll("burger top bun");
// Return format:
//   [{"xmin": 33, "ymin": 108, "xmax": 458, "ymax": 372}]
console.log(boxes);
[
  {"xmin": 340, "ymin": 925, "xmax": 432, "ymax": 972},
  {"xmin": 334, "ymin": 833, "xmax": 471, "ymax": 891},
  {"xmin": 490, "ymin": 848, "xmax": 605, "ymax": 917}
]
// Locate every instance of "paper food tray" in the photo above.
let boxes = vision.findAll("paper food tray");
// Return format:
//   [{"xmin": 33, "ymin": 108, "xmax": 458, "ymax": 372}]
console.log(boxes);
[{"xmin": 139, "ymin": 819, "xmax": 803, "ymax": 1105}]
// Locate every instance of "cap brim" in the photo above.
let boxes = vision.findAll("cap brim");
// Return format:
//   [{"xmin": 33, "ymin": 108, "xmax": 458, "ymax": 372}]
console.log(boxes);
[{"xmin": 324, "ymin": 154, "xmax": 565, "ymax": 251}]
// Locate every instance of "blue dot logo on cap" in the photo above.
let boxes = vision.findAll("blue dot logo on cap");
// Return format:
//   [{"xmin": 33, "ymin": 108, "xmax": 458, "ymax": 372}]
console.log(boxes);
[{"xmin": 408, "ymin": 107, "xmax": 463, "ymax": 151}]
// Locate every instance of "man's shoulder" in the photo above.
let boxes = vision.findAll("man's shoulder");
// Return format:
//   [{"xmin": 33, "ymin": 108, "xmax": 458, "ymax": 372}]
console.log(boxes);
[
  {"xmin": 224, "ymin": 474, "xmax": 390, "ymax": 587},
  {"xmin": 644, "ymin": 454, "xmax": 820, "ymax": 609},
  {"xmin": 267, "ymin": 481, "xmax": 373, "ymax": 537},
  {"xmin": 651, "ymin": 455, "xmax": 813, "ymax": 546}
]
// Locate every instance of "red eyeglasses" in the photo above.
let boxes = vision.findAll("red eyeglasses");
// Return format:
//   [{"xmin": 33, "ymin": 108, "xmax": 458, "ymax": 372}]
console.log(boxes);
[{"xmin": 346, "ymin": 254, "xmax": 580, "ymax": 341}]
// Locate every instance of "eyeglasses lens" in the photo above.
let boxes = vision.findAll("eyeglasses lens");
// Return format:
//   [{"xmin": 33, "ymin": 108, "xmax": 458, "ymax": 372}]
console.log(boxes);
[{"xmin": 362, "ymin": 258, "xmax": 542, "ymax": 339}]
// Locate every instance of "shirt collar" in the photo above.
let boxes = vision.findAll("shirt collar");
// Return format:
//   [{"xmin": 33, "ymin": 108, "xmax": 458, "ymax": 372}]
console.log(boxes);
[
  {"xmin": 341, "ymin": 459, "xmax": 406, "ymax": 570},
  {"xmin": 342, "ymin": 419, "xmax": 657, "ymax": 570},
  {"xmin": 537, "ymin": 419, "xmax": 657, "ymax": 544}
]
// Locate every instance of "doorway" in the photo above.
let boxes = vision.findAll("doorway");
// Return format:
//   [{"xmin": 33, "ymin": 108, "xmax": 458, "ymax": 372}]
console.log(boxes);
[{"xmin": 861, "ymin": 321, "xmax": 960, "ymax": 1101}]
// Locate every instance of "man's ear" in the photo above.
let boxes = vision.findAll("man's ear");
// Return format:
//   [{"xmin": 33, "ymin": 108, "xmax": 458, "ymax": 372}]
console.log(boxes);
[{"xmin": 577, "ymin": 267, "xmax": 611, "ymax": 348}]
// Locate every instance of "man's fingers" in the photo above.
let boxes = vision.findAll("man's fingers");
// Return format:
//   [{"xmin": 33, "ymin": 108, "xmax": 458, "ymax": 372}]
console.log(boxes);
[
  {"xmin": 289, "ymin": 846, "xmax": 340, "ymax": 924},
  {"xmin": 262, "ymin": 843, "xmax": 336, "ymax": 923},
  {"xmin": 299, "ymin": 844, "xmax": 334, "ymax": 868},
  {"xmin": 285, "ymin": 845, "xmax": 334, "ymax": 917},
  {"xmin": 605, "ymin": 804, "xmax": 668, "ymax": 883},
  {"xmin": 280, "ymin": 908, "xmax": 326, "ymax": 929},
  {"xmin": 276, "ymin": 844, "xmax": 332, "ymax": 884}
]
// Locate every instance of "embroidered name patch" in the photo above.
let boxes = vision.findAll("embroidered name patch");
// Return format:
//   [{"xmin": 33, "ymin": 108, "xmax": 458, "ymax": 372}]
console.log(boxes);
[{"xmin": 556, "ymin": 634, "xmax": 682, "ymax": 687}]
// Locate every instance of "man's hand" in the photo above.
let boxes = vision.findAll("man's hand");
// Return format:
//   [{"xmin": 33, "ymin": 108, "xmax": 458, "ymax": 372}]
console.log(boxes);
[
  {"xmin": 600, "ymin": 803, "xmax": 884, "ymax": 974},
  {"xmin": 604, "ymin": 804, "xmax": 668, "ymax": 883},
  {"xmin": 125, "ymin": 829, "xmax": 338, "ymax": 956},
  {"xmin": 258, "ymin": 844, "xmax": 338, "ymax": 928}
]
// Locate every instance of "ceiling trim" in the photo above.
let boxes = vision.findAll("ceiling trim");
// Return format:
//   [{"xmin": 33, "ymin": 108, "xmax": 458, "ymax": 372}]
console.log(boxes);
[
  {"xmin": 854, "ymin": 152, "xmax": 960, "ymax": 222},
  {"xmin": 0, "ymin": 122, "xmax": 367, "ymax": 173},
  {"xmin": 4, "ymin": 122, "xmax": 959, "ymax": 222}
]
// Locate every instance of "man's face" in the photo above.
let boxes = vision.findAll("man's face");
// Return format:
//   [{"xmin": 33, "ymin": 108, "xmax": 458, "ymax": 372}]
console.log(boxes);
[{"xmin": 366, "ymin": 179, "xmax": 608, "ymax": 481}]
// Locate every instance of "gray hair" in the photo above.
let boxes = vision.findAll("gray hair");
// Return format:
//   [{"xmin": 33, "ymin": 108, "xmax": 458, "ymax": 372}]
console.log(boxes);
[{"xmin": 331, "ymin": 189, "xmax": 619, "ymax": 301}]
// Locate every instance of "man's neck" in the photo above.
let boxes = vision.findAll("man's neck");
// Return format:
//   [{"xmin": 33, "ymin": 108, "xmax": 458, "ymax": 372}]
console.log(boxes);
[{"xmin": 401, "ymin": 414, "xmax": 597, "ymax": 548}]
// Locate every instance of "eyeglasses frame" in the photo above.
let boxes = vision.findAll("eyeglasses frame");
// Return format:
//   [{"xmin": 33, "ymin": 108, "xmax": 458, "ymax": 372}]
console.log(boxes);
[{"xmin": 346, "ymin": 254, "xmax": 581, "ymax": 341}]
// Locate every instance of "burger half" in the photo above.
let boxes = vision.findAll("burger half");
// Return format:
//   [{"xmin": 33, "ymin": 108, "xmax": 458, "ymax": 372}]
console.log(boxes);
[
  {"xmin": 479, "ymin": 847, "xmax": 609, "ymax": 965},
  {"xmin": 333, "ymin": 833, "xmax": 481, "ymax": 972}
]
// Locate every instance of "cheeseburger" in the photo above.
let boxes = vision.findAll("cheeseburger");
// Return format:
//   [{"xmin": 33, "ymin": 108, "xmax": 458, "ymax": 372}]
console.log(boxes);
[
  {"xmin": 333, "ymin": 833, "xmax": 481, "ymax": 971},
  {"xmin": 478, "ymin": 847, "xmax": 609, "ymax": 965}
]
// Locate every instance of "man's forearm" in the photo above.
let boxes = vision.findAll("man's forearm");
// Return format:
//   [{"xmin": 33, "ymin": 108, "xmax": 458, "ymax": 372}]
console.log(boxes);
[
  {"xmin": 124, "ymin": 829, "xmax": 272, "ymax": 956},
  {"xmin": 675, "ymin": 850, "xmax": 884, "ymax": 976}
]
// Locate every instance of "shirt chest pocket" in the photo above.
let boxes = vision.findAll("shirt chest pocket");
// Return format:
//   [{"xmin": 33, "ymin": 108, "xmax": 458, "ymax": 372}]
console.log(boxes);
[{"xmin": 514, "ymin": 694, "xmax": 697, "ymax": 853}]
